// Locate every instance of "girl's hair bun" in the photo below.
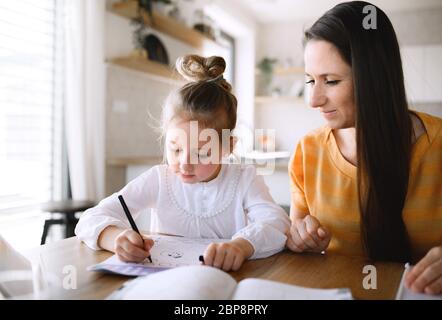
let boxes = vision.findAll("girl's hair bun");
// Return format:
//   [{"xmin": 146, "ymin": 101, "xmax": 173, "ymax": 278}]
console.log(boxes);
[{"xmin": 176, "ymin": 55, "xmax": 231, "ymax": 91}]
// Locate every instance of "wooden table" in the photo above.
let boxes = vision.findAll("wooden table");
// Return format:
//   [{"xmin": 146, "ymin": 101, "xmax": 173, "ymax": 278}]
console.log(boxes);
[{"xmin": 24, "ymin": 237, "xmax": 404, "ymax": 300}]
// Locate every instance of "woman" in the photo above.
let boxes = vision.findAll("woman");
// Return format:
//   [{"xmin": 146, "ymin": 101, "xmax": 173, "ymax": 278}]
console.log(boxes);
[{"xmin": 287, "ymin": 1, "xmax": 442, "ymax": 295}]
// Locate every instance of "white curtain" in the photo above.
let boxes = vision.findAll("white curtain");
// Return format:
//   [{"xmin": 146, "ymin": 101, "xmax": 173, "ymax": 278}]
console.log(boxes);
[{"xmin": 64, "ymin": 0, "xmax": 106, "ymax": 201}]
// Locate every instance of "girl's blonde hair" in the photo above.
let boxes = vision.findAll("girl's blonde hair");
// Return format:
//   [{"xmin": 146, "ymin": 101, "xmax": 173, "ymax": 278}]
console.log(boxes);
[{"xmin": 161, "ymin": 55, "xmax": 237, "ymax": 134}]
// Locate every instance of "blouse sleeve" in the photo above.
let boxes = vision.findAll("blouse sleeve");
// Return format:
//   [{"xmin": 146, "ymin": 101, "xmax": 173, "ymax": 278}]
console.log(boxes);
[
  {"xmin": 288, "ymin": 141, "xmax": 309, "ymax": 214},
  {"xmin": 74, "ymin": 166, "xmax": 161, "ymax": 250},
  {"xmin": 232, "ymin": 166, "xmax": 290, "ymax": 259}
]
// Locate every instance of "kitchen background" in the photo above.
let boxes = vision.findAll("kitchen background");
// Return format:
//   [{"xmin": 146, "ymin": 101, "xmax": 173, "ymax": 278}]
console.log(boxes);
[{"xmin": 1, "ymin": 0, "xmax": 441, "ymax": 250}]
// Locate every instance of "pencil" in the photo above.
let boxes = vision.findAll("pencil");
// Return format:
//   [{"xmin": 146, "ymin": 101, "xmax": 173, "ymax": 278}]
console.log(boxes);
[{"xmin": 118, "ymin": 195, "xmax": 152, "ymax": 263}]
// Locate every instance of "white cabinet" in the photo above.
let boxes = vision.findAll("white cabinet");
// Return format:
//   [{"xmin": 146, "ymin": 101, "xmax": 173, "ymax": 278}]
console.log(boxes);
[
  {"xmin": 401, "ymin": 46, "xmax": 425, "ymax": 102},
  {"xmin": 401, "ymin": 45, "xmax": 442, "ymax": 103},
  {"xmin": 262, "ymin": 170, "xmax": 291, "ymax": 206},
  {"xmin": 424, "ymin": 45, "xmax": 442, "ymax": 102}
]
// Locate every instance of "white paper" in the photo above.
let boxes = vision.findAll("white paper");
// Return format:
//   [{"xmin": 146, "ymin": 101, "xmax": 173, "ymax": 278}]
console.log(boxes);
[
  {"xmin": 395, "ymin": 264, "xmax": 442, "ymax": 300},
  {"xmin": 88, "ymin": 235, "xmax": 228, "ymax": 276},
  {"xmin": 111, "ymin": 265, "xmax": 238, "ymax": 300},
  {"xmin": 233, "ymin": 278, "xmax": 352, "ymax": 300},
  {"xmin": 0, "ymin": 235, "xmax": 34, "ymax": 297},
  {"xmin": 107, "ymin": 265, "xmax": 353, "ymax": 300}
]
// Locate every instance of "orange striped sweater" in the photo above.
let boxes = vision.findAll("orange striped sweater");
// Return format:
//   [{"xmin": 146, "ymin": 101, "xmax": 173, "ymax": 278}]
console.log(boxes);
[{"xmin": 289, "ymin": 111, "xmax": 442, "ymax": 260}]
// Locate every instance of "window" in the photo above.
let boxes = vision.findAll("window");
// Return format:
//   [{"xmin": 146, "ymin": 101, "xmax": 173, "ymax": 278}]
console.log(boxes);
[{"xmin": 0, "ymin": 1, "xmax": 64, "ymax": 216}]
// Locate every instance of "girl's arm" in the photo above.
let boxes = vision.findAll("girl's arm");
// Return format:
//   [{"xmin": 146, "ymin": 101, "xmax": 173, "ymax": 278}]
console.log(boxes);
[
  {"xmin": 74, "ymin": 166, "xmax": 161, "ymax": 250},
  {"xmin": 97, "ymin": 225, "xmax": 125, "ymax": 252},
  {"xmin": 98, "ymin": 226, "xmax": 154, "ymax": 262},
  {"xmin": 232, "ymin": 166, "xmax": 291, "ymax": 260}
]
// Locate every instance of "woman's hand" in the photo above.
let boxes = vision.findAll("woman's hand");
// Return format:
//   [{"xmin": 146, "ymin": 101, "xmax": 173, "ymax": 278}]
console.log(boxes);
[
  {"xmin": 114, "ymin": 229, "xmax": 154, "ymax": 263},
  {"xmin": 405, "ymin": 246, "xmax": 442, "ymax": 295},
  {"xmin": 202, "ymin": 238, "xmax": 254, "ymax": 272},
  {"xmin": 286, "ymin": 215, "xmax": 331, "ymax": 253}
]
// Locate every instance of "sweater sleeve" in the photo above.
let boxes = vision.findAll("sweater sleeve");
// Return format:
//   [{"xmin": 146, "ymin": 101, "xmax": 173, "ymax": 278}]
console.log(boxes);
[
  {"xmin": 288, "ymin": 141, "xmax": 309, "ymax": 214},
  {"xmin": 232, "ymin": 166, "xmax": 290, "ymax": 259},
  {"xmin": 74, "ymin": 166, "xmax": 161, "ymax": 250}
]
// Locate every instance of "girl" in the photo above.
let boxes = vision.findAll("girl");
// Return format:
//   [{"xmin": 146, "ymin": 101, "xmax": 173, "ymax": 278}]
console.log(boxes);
[{"xmin": 75, "ymin": 55, "xmax": 290, "ymax": 272}]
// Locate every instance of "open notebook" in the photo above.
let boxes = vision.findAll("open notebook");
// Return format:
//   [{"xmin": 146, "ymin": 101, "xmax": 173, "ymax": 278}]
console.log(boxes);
[{"xmin": 107, "ymin": 265, "xmax": 353, "ymax": 300}]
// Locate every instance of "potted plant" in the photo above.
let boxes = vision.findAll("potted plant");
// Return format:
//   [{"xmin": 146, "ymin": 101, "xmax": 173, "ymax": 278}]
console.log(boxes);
[{"xmin": 257, "ymin": 57, "xmax": 278, "ymax": 95}]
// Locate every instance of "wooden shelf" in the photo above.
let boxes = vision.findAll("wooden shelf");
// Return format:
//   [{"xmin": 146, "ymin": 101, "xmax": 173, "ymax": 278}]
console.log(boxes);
[
  {"xmin": 107, "ymin": 56, "xmax": 184, "ymax": 83},
  {"xmin": 255, "ymin": 96, "xmax": 305, "ymax": 104},
  {"xmin": 111, "ymin": 1, "xmax": 220, "ymax": 49}
]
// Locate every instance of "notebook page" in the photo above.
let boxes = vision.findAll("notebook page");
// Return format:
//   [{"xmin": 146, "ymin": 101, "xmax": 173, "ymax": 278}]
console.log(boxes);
[
  {"xmin": 232, "ymin": 278, "xmax": 353, "ymax": 300},
  {"xmin": 89, "ymin": 235, "xmax": 228, "ymax": 276},
  {"xmin": 113, "ymin": 265, "xmax": 237, "ymax": 300},
  {"xmin": 395, "ymin": 264, "xmax": 442, "ymax": 300}
]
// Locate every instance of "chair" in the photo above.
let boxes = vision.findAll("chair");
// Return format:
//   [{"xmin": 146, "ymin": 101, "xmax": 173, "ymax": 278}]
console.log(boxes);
[{"xmin": 40, "ymin": 200, "xmax": 96, "ymax": 245}]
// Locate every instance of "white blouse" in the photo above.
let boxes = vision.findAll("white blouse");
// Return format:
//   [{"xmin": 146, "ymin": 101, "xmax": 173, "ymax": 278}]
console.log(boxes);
[{"xmin": 75, "ymin": 164, "xmax": 290, "ymax": 259}]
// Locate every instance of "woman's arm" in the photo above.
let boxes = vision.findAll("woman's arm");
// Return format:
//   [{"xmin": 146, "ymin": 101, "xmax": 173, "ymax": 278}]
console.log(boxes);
[
  {"xmin": 287, "ymin": 140, "xmax": 331, "ymax": 253},
  {"xmin": 289, "ymin": 206, "xmax": 308, "ymax": 220},
  {"xmin": 287, "ymin": 206, "xmax": 331, "ymax": 253},
  {"xmin": 405, "ymin": 246, "xmax": 442, "ymax": 295}
]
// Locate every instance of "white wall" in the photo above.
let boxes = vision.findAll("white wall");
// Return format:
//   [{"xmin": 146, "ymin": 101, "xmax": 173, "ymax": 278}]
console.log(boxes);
[
  {"xmin": 255, "ymin": 100, "xmax": 324, "ymax": 153},
  {"xmin": 255, "ymin": 19, "xmax": 318, "ymax": 152},
  {"xmin": 393, "ymin": 8, "xmax": 442, "ymax": 117},
  {"xmin": 206, "ymin": 0, "xmax": 257, "ymax": 147},
  {"xmin": 390, "ymin": 7, "xmax": 442, "ymax": 46}
]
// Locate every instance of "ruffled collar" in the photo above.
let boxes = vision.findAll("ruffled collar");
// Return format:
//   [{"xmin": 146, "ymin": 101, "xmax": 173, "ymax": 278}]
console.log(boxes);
[{"xmin": 164, "ymin": 164, "xmax": 241, "ymax": 219}]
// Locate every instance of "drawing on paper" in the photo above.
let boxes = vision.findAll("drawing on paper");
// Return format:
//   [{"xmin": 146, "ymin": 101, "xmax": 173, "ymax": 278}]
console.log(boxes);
[
  {"xmin": 89, "ymin": 235, "xmax": 229, "ymax": 276},
  {"xmin": 160, "ymin": 250, "xmax": 183, "ymax": 259}
]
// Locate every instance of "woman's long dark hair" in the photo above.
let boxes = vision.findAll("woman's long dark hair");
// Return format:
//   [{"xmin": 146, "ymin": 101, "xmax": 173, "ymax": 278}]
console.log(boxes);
[{"xmin": 304, "ymin": 1, "xmax": 412, "ymax": 262}]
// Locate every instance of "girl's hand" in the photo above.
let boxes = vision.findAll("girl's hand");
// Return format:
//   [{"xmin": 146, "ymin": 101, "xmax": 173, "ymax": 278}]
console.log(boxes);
[
  {"xmin": 114, "ymin": 229, "xmax": 154, "ymax": 263},
  {"xmin": 405, "ymin": 246, "xmax": 442, "ymax": 295},
  {"xmin": 286, "ymin": 215, "xmax": 331, "ymax": 253},
  {"xmin": 202, "ymin": 238, "xmax": 254, "ymax": 272}
]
